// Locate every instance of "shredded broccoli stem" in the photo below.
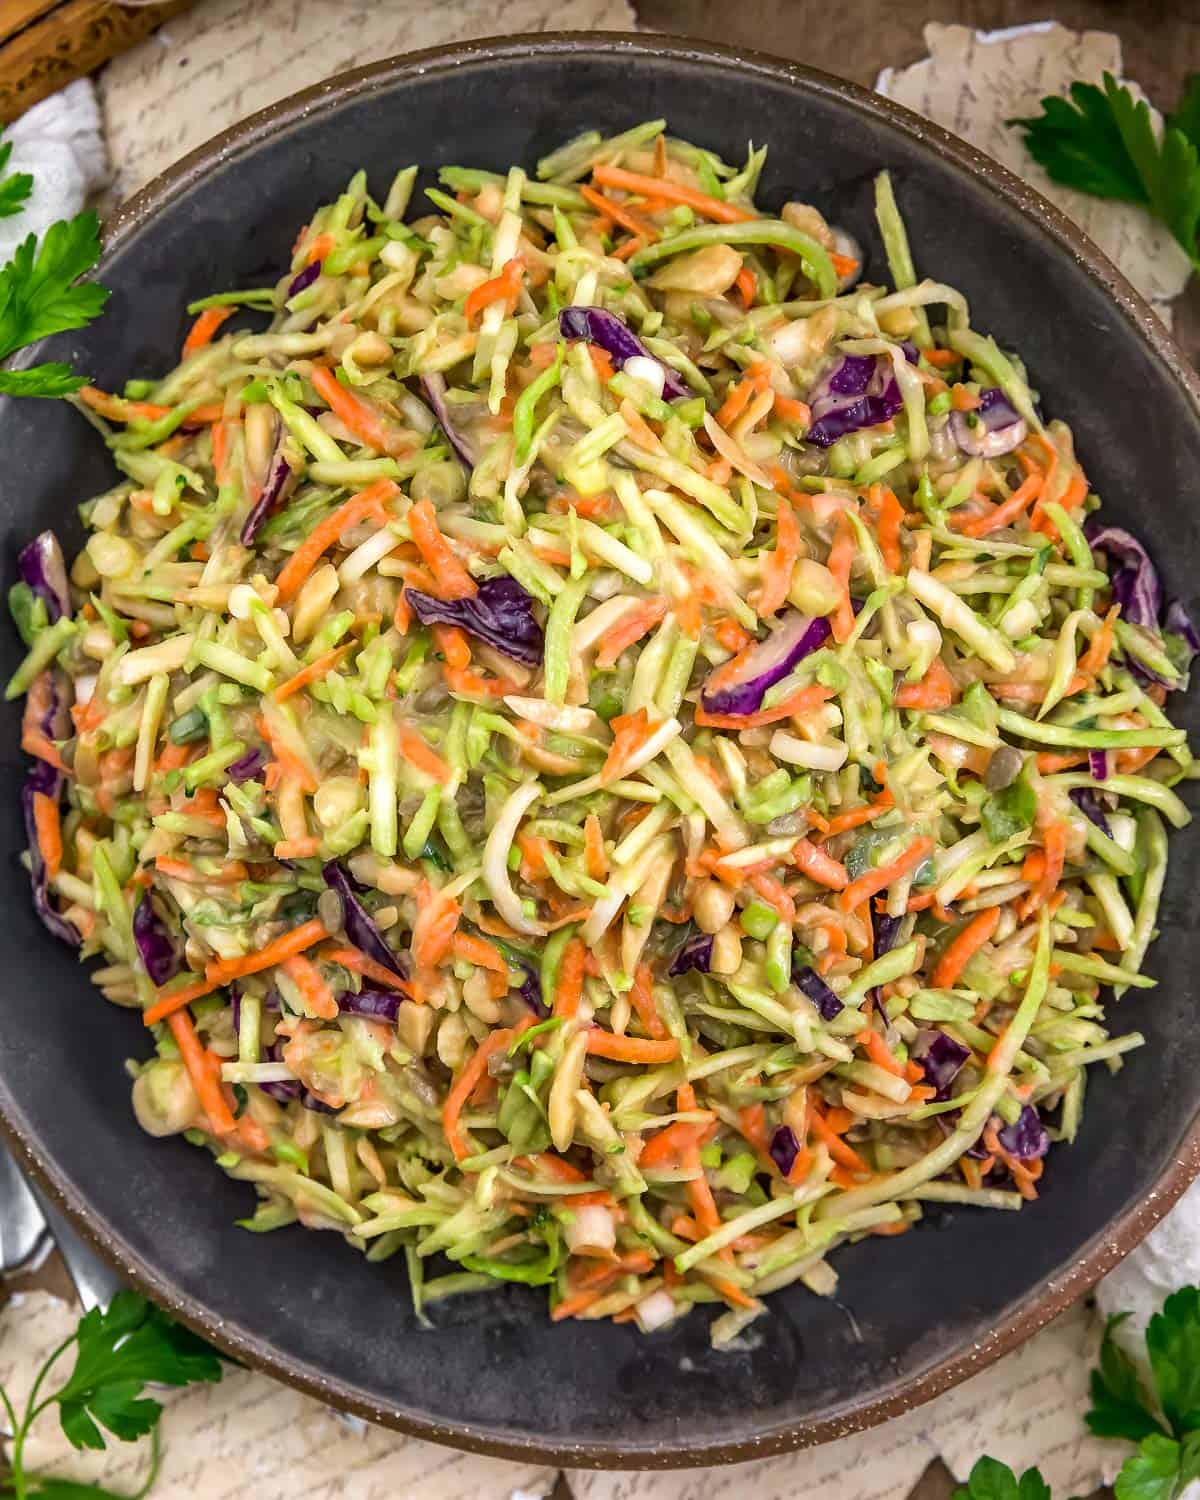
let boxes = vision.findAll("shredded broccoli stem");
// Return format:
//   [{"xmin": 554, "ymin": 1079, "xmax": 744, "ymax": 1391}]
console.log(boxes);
[{"xmin": 14, "ymin": 125, "xmax": 1193, "ymax": 1350}]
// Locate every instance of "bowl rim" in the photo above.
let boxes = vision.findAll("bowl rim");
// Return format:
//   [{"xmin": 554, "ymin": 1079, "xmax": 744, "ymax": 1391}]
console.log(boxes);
[{"xmin": 4, "ymin": 27, "xmax": 1200, "ymax": 1471}]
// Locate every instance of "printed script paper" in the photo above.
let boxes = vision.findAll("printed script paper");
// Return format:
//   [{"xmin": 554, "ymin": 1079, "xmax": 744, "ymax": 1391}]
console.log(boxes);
[
  {"xmin": 0, "ymin": 1290, "xmax": 558, "ymax": 1500},
  {"xmin": 1, "ymin": 1288, "xmax": 1111, "ymax": 1500},
  {"xmin": 3, "ymin": 15, "xmax": 1174, "ymax": 1500},
  {"xmin": 876, "ymin": 21, "xmax": 1192, "ymax": 325},
  {"xmin": 98, "ymin": 0, "xmax": 636, "ymax": 202}
]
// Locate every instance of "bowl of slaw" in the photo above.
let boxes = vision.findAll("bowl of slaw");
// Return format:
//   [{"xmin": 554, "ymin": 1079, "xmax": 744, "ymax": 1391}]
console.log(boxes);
[{"xmin": 1, "ymin": 32, "xmax": 1199, "ymax": 1468}]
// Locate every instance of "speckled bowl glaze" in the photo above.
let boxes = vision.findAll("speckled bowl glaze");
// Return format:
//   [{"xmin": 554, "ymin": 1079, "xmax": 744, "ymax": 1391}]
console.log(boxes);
[{"xmin": 1, "ymin": 32, "xmax": 1199, "ymax": 1470}]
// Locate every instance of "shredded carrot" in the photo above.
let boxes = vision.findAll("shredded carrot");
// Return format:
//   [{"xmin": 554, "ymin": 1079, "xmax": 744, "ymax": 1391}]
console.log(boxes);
[
  {"xmin": 554, "ymin": 938, "xmax": 587, "ymax": 1019},
  {"xmin": 21, "ymin": 729, "xmax": 66, "ymax": 773},
  {"xmin": 585, "ymin": 1031, "xmax": 680, "ymax": 1063},
  {"xmin": 274, "ymin": 479, "xmax": 397, "ymax": 602},
  {"xmin": 205, "ymin": 918, "xmax": 328, "ymax": 987},
  {"xmin": 583, "ymin": 813, "xmax": 608, "ymax": 881},
  {"xmin": 411, "ymin": 882, "xmax": 462, "ymax": 969},
  {"xmin": 272, "ymin": 644, "xmax": 353, "ymax": 702},
  {"xmin": 463, "ymin": 256, "xmax": 525, "ymax": 324},
  {"xmin": 951, "ymin": 384, "xmax": 981, "ymax": 411},
  {"xmin": 600, "ymin": 706, "xmax": 652, "ymax": 785},
  {"xmin": 564, "ymin": 352, "xmax": 609, "ymax": 395},
  {"xmin": 31, "ymin": 791, "xmax": 62, "ymax": 877},
  {"xmin": 737, "ymin": 1101, "xmax": 770, "ymax": 1157},
  {"xmin": 808, "ymin": 1102, "xmax": 869, "ymax": 1174},
  {"xmin": 618, "ymin": 399, "xmax": 663, "ymax": 452},
  {"xmin": 183, "ymin": 402, "xmax": 224, "ymax": 426},
  {"xmin": 443, "ymin": 1018, "xmax": 535, "ymax": 1160},
  {"xmin": 578, "ymin": 183, "xmax": 659, "ymax": 242},
  {"xmin": 591, "ymin": 164, "xmax": 755, "ymax": 224},
  {"xmin": 596, "ymin": 598, "xmax": 669, "ymax": 668},
  {"xmin": 155, "ymin": 741, "xmax": 193, "ymax": 773},
  {"xmin": 856, "ymin": 1028, "xmax": 903, "ymax": 1078},
  {"xmin": 1038, "ymin": 750, "xmax": 1092, "ymax": 774},
  {"xmin": 273, "ymin": 835, "xmax": 321, "ymax": 860},
  {"xmin": 773, "ymin": 393, "xmax": 810, "ymax": 426},
  {"xmin": 871, "ymin": 485, "xmax": 905, "ymax": 573},
  {"xmin": 168, "ymin": 1010, "xmax": 235, "ymax": 1136},
  {"xmin": 791, "ymin": 838, "xmax": 850, "ymax": 890},
  {"xmin": 281, "ymin": 953, "xmax": 338, "ymax": 1019},
  {"xmin": 303, "ymin": 232, "xmax": 335, "ymax": 266},
  {"xmin": 754, "ymin": 495, "xmax": 799, "ymax": 618},
  {"xmin": 450, "ymin": 931, "xmax": 507, "ymax": 973},
  {"xmin": 628, "ymin": 962, "xmax": 667, "ymax": 1040},
  {"xmin": 922, "ymin": 347, "xmax": 961, "ymax": 368},
  {"xmin": 154, "ymin": 856, "xmax": 248, "ymax": 885},
  {"xmin": 713, "ymin": 617, "xmax": 752, "ymax": 654},
  {"xmin": 396, "ymin": 722, "xmax": 453, "ymax": 784},
  {"xmin": 932, "ymin": 906, "xmax": 1001, "ymax": 987},
  {"xmin": 826, "ymin": 513, "xmax": 856, "ymax": 643},
  {"xmin": 321, "ymin": 946, "xmax": 411, "ymax": 993},
  {"xmin": 734, "ymin": 266, "xmax": 757, "ymax": 308},
  {"xmin": 310, "ymin": 365, "xmax": 401, "ymax": 455},
  {"xmin": 182, "ymin": 306, "xmax": 234, "ymax": 356},
  {"xmin": 210, "ymin": 421, "xmax": 230, "ymax": 485},
  {"xmin": 641, "ymin": 1119, "xmax": 715, "ymax": 1169},
  {"xmin": 77, "ymin": 386, "xmax": 171, "ymax": 423},
  {"xmin": 894, "ymin": 656, "xmax": 959, "ymax": 711},
  {"xmin": 839, "ymin": 835, "xmax": 935, "ymax": 914},
  {"xmin": 1021, "ymin": 821, "xmax": 1067, "ymax": 917},
  {"xmin": 517, "ymin": 830, "xmax": 549, "ymax": 881},
  {"xmin": 1079, "ymin": 605, "xmax": 1118, "ymax": 679},
  {"xmin": 749, "ymin": 872, "xmax": 795, "ymax": 924},
  {"xmin": 407, "ymin": 497, "xmax": 478, "ymax": 600},
  {"xmin": 955, "ymin": 473, "xmax": 1041, "ymax": 538},
  {"xmin": 693, "ymin": 683, "xmax": 832, "ymax": 730},
  {"xmin": 715, "ymin": 364, "xmax": 769, "ymax": 429},
  {"xmin": 1116, "ymin": 745, "xmax": 1162, "ymax": 774},
  {"xmin": 822, "ymin": 789, "xmax": 895, "ymax": 838},
  {"xmin": 256, "ymin": 714, "xmax": 317, "ymax": 793}
]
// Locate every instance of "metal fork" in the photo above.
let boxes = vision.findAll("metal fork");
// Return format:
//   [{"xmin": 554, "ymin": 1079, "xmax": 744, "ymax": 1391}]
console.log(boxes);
[{"xmin": 0, "ymin": 1140, "xmax": 123, "ymax": 1310}]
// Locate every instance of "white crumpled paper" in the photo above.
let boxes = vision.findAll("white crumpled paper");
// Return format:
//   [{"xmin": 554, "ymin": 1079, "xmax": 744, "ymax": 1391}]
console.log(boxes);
[
  {"xmin": 0, "ymin": 80, "xmax": 108, "ymax": 262},
  {"xmin": 877, "ymin": 20, "xmax": 1192, "ymax": 325}
]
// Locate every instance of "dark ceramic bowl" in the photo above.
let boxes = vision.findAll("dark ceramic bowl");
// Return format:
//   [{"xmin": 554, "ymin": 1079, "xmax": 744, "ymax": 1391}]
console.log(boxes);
[{"xmin": 2, "ymin": 32, "xmax": 1199, "ymax": 1470}]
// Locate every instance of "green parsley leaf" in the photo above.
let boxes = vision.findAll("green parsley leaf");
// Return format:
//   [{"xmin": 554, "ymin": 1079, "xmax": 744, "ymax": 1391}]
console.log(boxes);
[
  {"xmin": 1145, "ymin": 1285, "xmax": 1200, "ymax": 1435},
  {"xmin": 1086, "ymin": 1313, "xmax": 1167, "ymax": 1442},
  {"xmin": 7, "ymin": 1480, "xmax": 140, "ymax": 1498},
  {"xmin": 0, "ymin": 214, "xmax": 108, "ymax": 367},
  {"xmin": 0, "ymin": 135, "xmax": 33, "ymax": 220},
  {"xmin": 1114, "ymin": 1432, "xmax": 1183, "ymax": 1500},
  {"xmin": 953, "ymin": 1455, "xmax": 1051, "ymax": 1500},
  {"xmin": 1167, "ymin": 74, "xmax": 1200, "ymax": 154},
  {"xmin": 52, "ymin": 1290, "xmax": 223, "ymax": 1451},
  {"xmin": 1180, "ymin": 1432, "xmax": 1200, "ymax": 1491},
  {"xmin": 1010, "ymin": 73, "xmax": 1200, "ymax": 271},
  {"xmin": 0, "ymin": 363, "xmax": 88, "ymax": 399}
]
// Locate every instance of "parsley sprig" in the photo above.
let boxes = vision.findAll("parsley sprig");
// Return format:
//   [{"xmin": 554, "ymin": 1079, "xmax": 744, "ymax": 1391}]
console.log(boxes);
[
  {"xmin": 0, "ymin": 131, "xmax": 33, "ymax": 222},
  {"xmin": 0, "ymin": 125, "xmax": 109, "ymax": 399},
  {"xmin": 957, "ymin": 1285, "xmax": 1200, "ymax": 1500},
  {"xmin": 1, "ymin": 1291, "xmax": 225, "ymax": 1500},
  {"xmin": 1010, "ymin": 72, "xmax": 1200, "ymax": 273}
]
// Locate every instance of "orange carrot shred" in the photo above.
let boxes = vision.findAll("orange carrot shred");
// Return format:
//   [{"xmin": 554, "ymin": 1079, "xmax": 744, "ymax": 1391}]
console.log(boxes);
[{"xmin": 182, "ymin": 306, "xmax": 234, "ymax": 357}]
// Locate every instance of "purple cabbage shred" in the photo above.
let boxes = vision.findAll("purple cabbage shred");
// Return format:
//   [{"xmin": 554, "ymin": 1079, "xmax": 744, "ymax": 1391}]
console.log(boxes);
[
  {"xmin": 406, "ymin": 575, "xmax": 544, "ymax": 668},
  {"xmin": 668, "ymin": 930, "xmax": 714, "ymax": 976}
]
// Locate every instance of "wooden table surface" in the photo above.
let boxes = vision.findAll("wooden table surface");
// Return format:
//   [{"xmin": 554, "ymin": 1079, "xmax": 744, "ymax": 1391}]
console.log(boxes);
[{"xmin": 7, "ymin": 5, "xmax": 1196, "ymax": 1498}]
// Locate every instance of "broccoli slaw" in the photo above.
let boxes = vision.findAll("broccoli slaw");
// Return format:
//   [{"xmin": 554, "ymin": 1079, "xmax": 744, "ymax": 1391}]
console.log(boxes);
[{"xmin": 9, "ymin": 119, "xmax": 1197, "ymax": 1345}]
